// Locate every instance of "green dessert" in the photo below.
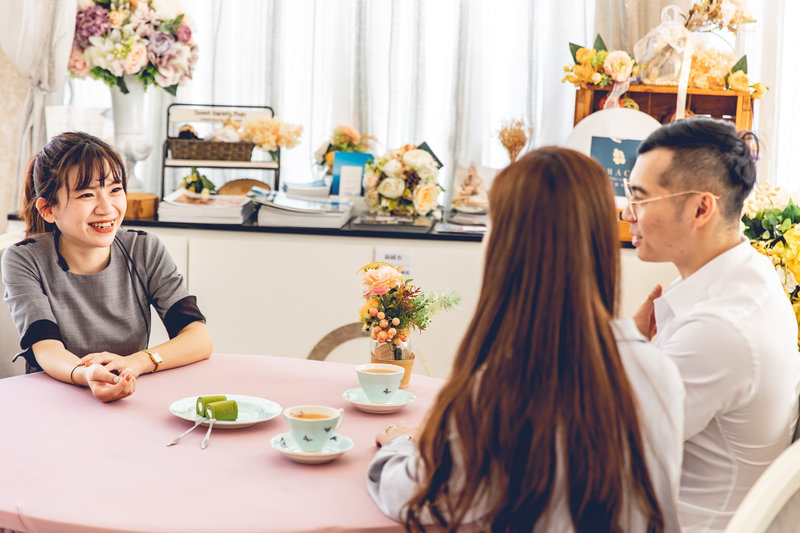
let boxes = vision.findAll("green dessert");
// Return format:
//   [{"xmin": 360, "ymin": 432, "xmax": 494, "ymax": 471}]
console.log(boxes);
[
  {"xmin": 196, "ymin": 395, "xmax": 227, "ymax": 416},
  {"xmin": 206, "ymin": 400, "xmax": 238, "ymax": 421}
]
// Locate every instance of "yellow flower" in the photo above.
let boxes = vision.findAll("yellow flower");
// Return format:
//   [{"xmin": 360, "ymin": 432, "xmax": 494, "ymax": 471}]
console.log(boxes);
[
  {"xmin": 108, "ymin": 7, "xmax": 128, "ymax": 27},
  {"xmin": 572, "ymin": 64, "xmax": 596, "ymax": 84},
  {"xmin": 576, "ymin": 48, "xmax": 596, "ymax": 66},
  {"xmin": 782, "ymin": 226, "xmax": 800, "ymax": 283},
  {"xmin": 728, "ymin": 70, "xmax": 750, "ymax": 92},
  {"xmin": 751, "ymin": 82, "xmax": 767, "ymax": 100}
]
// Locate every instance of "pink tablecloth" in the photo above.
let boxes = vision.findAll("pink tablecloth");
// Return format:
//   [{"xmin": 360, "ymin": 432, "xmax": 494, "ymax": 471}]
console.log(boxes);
[{"xmin": 0, "ymin": 354, "xmax": 444, "ymax": 533}]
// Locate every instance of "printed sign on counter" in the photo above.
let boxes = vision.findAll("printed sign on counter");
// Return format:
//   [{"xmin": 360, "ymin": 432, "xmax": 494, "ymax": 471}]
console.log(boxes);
[{"xmin": 374, "ymin": 247, "xmax": 413, "ymax": 277}]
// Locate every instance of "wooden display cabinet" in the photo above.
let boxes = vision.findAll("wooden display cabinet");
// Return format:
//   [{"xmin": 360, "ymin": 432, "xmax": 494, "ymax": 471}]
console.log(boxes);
[
  {"xmin": 574, "ymin": 84, "xmax": 753, "ymax": 131},
  {"xmin": 574, "ymin": 84, "xmax": 755, "ymax": 242}
]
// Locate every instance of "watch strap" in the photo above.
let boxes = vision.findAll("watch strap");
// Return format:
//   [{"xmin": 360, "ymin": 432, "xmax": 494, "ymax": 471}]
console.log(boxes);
[{"xmin": 145, "ymin": 349, "xmax": 162, "ymax": 373}]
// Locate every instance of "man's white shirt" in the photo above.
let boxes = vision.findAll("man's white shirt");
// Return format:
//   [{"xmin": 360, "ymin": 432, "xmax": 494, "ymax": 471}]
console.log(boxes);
[{"xmin": 654, "ymin": 238, "xmax": 800, "ymax": 532}]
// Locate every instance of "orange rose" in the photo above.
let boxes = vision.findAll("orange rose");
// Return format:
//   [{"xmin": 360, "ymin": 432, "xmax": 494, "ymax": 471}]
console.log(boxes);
[{"xmin": 362, "ymin": 265, "xmax": 404, "ymax": 297}]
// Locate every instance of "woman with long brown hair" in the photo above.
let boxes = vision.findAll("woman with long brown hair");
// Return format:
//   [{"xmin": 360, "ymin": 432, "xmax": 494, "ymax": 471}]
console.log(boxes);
[{"xmin": 367, "ymin": 146, "xmax": 685, "ymax": 531}]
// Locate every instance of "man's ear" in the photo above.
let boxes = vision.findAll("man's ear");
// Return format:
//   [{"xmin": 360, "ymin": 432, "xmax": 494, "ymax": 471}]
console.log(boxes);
[
  {"xmin": 692, "ymin": 193, "xmax": 718, "ymax": 228},
  {"xmin": 35, "ymin": 198, "xmax": 55, "ymax": 223}
]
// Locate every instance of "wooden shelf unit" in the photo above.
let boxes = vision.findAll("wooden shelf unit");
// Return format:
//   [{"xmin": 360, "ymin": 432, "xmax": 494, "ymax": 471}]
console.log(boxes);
[{"xmin": 574, "ymin": 84, "xmax": 753, "ymax": 131}]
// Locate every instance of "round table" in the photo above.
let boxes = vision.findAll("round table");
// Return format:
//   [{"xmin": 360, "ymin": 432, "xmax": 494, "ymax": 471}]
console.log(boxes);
[{"xmin": 0, "ymin": 354, "xmax": 444, "ymax": 533}]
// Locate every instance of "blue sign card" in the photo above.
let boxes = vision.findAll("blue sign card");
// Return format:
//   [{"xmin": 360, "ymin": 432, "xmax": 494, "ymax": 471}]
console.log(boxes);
[
  {"xmin": 589, "ymin": 136, "xmax": 642, "ymax": 197},
  {"xmin": 331, "ymin": 152, "xmax": 373, "ymax": 197}
]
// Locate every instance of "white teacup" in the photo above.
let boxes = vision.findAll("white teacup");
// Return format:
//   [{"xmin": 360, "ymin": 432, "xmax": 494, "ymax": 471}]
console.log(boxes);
[
  {"xmin": 284, "ymin": 405, "xmax": 344, "ymax": 452},
  {"xmin": 356, "ymin": 363, "xmax": 404, "ymax": 403}
]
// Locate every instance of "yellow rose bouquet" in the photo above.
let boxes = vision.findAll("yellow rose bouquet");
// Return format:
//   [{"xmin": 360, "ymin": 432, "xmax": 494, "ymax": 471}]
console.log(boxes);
[
  {"xmin": 562, "ymin": 35, "xmax": 637, "ymax": 88},
  {"xmin": 363, "ymin": 144, "xmax": 443, "ymax": 217},
  {"xmin": 742, "ymin": 181, "xmax": 800, "ymax": 346}
]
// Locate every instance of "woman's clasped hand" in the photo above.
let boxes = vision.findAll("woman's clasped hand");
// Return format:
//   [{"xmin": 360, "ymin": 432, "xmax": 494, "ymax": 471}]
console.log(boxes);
[{"xmin": 80, "ymin": 360, "xmax": 136, "ymax": 403}]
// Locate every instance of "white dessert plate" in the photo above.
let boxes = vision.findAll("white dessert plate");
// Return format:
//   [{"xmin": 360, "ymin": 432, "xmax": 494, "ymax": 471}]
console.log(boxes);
[
  {"xmin": 270, "ymin": 433, "xmax": 354, "ymax": 464},
  {"xmin": 343, "ymin": 388, "xmax": 416, "ymax": 414},
  {"xmin": 169, "ymin": 394, "xmax": 282, "ymax": 428}
]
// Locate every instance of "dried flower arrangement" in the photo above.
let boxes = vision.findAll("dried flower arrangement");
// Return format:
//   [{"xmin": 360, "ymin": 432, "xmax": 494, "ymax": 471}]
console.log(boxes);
[{"xmin": 498, "ymin": 120, "xmax": 532, "ymax": 163}]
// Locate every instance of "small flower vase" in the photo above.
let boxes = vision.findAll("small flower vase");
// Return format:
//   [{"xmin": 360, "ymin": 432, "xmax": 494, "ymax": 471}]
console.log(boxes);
[
  {"xmin": 369, "ymin": 330, "xmax": 415, "ymax": 388},
  {"xmin": 110, "ymin": 75, "xmax": 153, "ymax": 192}
]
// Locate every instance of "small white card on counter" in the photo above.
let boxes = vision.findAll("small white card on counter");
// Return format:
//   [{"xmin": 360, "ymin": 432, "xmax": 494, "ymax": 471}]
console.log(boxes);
[{"xmin": 373, "ymin": 247, "xmax": 413, "ymax": 277}]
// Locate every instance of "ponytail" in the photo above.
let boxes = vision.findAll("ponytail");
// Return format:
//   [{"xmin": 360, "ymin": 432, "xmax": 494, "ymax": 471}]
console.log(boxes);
[{"xmin": 20, "ymin": 155, "xmax": 53, "ymax": 236}]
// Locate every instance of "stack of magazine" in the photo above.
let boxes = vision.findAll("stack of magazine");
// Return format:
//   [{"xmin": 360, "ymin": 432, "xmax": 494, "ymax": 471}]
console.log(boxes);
[
  {"xmin": 247, "ymin": 187, "xmax": 353, "ymax": 229},
  {"xmin": 158, "ymin": 190, "xmax": 256, "ymax": 224}
]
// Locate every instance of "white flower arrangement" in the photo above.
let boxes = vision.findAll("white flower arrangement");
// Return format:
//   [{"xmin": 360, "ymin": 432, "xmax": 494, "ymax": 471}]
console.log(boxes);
[{"xmin": 364, "ymin": 145, "xmax": 442, "ymax": 217}]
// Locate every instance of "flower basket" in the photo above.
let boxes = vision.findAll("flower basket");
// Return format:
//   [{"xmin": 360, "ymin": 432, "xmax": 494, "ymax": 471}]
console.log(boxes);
[
  {"xmin": 167, "ymin": 139, "xmax": 255, "ymax": 161},
  {"xmin": 370, "ymin": 352, "xmax": 415, "ymax": 389}
]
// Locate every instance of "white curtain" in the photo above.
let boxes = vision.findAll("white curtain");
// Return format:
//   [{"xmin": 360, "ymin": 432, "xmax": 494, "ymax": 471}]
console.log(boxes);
[
  {"xmin": 748, "ymin": 0, "xmax": 796, "ymax": 189},
  {"xmin": 0, "ymin": 0, "xmax": 76, "ymax": 209},
  {"xmin": 595, "ymin": 0, "xmax": 691, "ymax": 51},
  {"xmin": 69, "ymin": 0, "xmax": 596, "ymax": 197}
]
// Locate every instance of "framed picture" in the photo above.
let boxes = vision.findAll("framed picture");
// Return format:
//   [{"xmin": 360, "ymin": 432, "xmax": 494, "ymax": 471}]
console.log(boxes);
[
  {"xmin": 563, "ymin": 108, "xmax": 661, "ymax": 206},
  {"xmin": 331, "ymin": 152, "xmax": 373, "ymax": 198}
]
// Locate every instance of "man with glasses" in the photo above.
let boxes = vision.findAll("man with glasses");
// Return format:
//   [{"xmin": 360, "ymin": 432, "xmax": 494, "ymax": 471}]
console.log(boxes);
[{"xmin": 624, "ymin": 117, "xmax": 800, "ymax": 532}]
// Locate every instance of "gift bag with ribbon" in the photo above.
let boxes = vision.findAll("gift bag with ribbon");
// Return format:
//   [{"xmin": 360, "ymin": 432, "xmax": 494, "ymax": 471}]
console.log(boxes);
[{"xmin": 633, "ymin": 6, "xmax": 695, "ymax": 120}]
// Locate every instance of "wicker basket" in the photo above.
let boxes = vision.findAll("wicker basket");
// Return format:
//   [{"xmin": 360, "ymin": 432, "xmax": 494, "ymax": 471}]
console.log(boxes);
[{"xmin": 167, "ymin": 138, "xmax": 255, "ymax": 161}]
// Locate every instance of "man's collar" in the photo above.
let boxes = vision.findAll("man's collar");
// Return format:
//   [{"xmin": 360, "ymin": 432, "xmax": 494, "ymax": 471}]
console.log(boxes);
[{"xmin": 659, "ymin": 238, "xmax": 751, "ymax": 315}]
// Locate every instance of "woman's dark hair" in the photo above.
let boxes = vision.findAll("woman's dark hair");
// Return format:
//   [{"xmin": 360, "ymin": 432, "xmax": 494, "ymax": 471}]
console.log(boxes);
[
  {"xmin": 404, "ymin": 147, "xmax": 665, "ymax": 532},
  {"xmin": 637, "ymin": 117, "xmax": 757, "ymax": 221},
  {"xmin": 21, "ymin": 131, "xmax": 127, "ymax": 236}
]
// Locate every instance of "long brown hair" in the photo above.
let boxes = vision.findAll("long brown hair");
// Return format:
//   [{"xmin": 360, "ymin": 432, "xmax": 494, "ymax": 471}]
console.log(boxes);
[
  {"xmin": 21, "ymin": 131, "xmax": 127, "ymax": 236},
  {"xmin": 405, "ymin": 147, "xmax": 664, "ymax": 532}
]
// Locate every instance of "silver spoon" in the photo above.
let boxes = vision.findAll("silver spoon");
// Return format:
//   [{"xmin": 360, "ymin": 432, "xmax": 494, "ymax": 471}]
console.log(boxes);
[
  {"xmin": 201, "ymin": 418, "xmax": 216, "ymax": 449},
  {"xmin": 166, "ymin": 419, "xmax": 203, "ymax": 447}
]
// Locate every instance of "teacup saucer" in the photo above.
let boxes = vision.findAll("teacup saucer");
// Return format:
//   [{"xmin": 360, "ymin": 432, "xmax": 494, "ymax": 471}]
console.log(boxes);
[
  {"xmin": 343, "ymin": 388, "xmax": 416, "ymax": 414},
  {"xmin": 270, "ymin": 433, "xmax": 354, "ymax": 464}
]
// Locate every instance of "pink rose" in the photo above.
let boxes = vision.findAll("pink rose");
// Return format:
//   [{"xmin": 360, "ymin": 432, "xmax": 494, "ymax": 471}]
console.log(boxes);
[
  {"xmin": 68, "ymin": 47, "xmax": 90, "ymax": 77},
  {"xmin": 176, "ymin": 23, "xmax": 192, "ymax": 43},
  {"xmin": 362, "ymin": 265, "xmax": 404, "ymax": 297},
  {"xmin": 155, "ymin": 62, "xmax": 183, "ymax": 87},
  {"xmin": 603, "ymin": 50, "xmax": 634, "ymax": 83},
  {"xmin": 123, "ymin": 43, "xmax": 149, "ymax": 75}
]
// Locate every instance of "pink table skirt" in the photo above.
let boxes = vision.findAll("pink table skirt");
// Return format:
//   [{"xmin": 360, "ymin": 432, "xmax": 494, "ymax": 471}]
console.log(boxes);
[{"xmin": 0, "ymin": 354, "xmax": 444, "ymax": 533}]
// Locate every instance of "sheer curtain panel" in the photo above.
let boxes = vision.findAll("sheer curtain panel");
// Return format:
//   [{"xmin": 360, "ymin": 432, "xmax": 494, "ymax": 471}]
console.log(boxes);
[{"xmin": 0, "ymin": 0, "xmax": 76, "ymax": 217}]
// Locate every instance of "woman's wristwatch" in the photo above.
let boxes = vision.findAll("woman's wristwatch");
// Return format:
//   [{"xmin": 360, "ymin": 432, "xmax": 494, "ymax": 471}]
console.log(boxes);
[{"xmin": 145, "ymin": 349, "xmax": 163, "ymax": 372}]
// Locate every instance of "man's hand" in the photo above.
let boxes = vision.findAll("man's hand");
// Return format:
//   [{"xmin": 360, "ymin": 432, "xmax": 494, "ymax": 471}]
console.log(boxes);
[{"xmin": 634, "ymin": 284, "xmax": 662, "ymax": 340}]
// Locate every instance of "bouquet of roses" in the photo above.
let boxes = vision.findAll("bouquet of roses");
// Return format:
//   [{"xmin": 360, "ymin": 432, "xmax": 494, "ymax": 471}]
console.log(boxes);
[
  {"xmin": 239, "ymin": 117, "xmax": 303, "ymax": 161},
  {"xmin": 364, "ymin": 144, "xmax": 442, "ymax": 217},
  {"xmin": 742, "ymin": 181, "xmax": 800, "ymax": 346},
  {"xmin": 358, "ymin": 262, "xmax": 459, "ymax": 360},
  {"xmin": 314, "ymin": 125, "xmax": 374, "ymax": 173},
  {"xmin": 69, "ymin": 0, "xmax": 198, "ymax": 95},
  {"xmin": 562, "ymin": 35, "xmax": 636, "ymax": 88}
]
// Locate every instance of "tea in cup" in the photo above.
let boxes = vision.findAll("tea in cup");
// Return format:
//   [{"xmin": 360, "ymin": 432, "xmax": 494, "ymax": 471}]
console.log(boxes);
[
  {"xmin": 284, "ymin": 405, "xmax": 344, "ymax": 452},
  {"xmin": 356, "ymin": 363, "xmax": 404, "ymax": 403}
]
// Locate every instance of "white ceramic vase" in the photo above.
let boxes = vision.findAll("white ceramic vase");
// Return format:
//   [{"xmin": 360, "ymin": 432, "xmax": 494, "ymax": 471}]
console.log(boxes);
[{"xmin": 110, "ymin": 75, "xmax": 153, "ymax": 192}]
